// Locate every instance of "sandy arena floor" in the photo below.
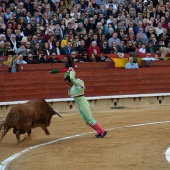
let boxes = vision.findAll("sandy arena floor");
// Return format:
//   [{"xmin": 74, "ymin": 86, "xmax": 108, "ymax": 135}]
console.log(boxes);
[{"xmin": 1, "ymin": 105, "xmax": 170, "ymax": 170}]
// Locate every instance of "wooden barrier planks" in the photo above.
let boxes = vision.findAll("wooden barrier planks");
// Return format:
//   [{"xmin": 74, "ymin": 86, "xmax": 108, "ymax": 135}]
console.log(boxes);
[
  {"xmin": 16, "ymin": 63, "xmax": 65, "ymax": 72},
  {"xmin": 72, "ymin": 62, "xmax": 115, "ymax": 70},
  {"xmin": 149, "ymin": 60, "xmax": 170, "ymax": 67},
  {"xmin": 0, "ymin": 65, "xmax": 8, "ymax": 72},
  {"xmin": 0, "ymin": 67, "xmax": 170, "ymax": 102}
]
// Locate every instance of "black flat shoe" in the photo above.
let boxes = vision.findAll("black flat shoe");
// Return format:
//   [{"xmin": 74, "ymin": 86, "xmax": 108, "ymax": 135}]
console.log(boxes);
[
  {"xmin": 95, "ymin": 133, "xmax": 101, "ymax": 138},
  {"xmin": 100, "ymin": 131, "xmax": 107, "ymax": 138}
]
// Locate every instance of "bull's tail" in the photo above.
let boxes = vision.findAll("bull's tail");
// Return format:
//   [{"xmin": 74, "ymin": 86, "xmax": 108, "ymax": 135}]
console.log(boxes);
[{"xmin": 54, "ymin": 111, "xmax": 63, "ymax": 118}]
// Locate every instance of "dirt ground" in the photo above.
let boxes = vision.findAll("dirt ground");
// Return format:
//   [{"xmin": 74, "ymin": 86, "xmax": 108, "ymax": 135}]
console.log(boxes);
[{"xmin": 1, "ymin": 105, "xmax": 170, "ymax": 170}]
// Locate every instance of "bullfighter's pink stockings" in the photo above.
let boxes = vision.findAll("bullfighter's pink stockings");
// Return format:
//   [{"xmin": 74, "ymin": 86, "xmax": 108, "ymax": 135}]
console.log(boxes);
[{"xmin": 90, "ymin": 122, "xmax": 105, "ymax": 137}]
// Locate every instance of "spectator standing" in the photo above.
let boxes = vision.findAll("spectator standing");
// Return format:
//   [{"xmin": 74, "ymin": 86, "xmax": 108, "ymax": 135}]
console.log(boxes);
[
  {"xmin": 11, "ymin": 54, "xmax": 27, "ymax": 73},
  {"xmin": 15, "ymin": 41, "xmax": 28, "ymax": 60},
  {"xmin": 125, "ymin": 56, "xmax": 139, "ymax": 69}
]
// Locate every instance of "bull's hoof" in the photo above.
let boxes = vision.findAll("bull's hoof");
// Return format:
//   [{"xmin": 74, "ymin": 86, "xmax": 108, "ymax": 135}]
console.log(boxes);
[
  {"xmin": 22, "ymin": 135, "xmax": 27, "ymax": 141},
  {"xmin": 17, "ymin": 136, "xmax": 26, "ymax": 144},
  {"xmin": 45, "ymin": 131, "xmax": 50, "ymax": 135},
  {"xmin": 27, "ymin": 135, "xmax": 32, "ymax": 140},
  {"xmin": 17, "ymin": 140, "xmax": 22, "ymax": 144}
]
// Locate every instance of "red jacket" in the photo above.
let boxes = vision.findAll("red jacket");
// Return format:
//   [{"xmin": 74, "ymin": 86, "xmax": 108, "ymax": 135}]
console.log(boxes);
[{"xmin": 88, "ymin": 45, "xmax": 101, "ymax": 55}]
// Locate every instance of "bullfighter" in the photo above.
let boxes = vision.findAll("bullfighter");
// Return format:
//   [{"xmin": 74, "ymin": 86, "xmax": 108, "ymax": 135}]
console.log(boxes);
[{"xmin": 64, "ymin": 67, "xmax": 107, "ymax": 138}]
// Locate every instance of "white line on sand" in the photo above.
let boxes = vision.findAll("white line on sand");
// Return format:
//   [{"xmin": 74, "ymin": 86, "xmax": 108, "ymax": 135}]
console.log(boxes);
[{"xmin": 1, "ymin": 121, "xmax": 170, "ymax": 170}]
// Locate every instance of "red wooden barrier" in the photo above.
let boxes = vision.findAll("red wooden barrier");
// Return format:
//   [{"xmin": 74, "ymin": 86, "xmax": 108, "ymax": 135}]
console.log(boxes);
[
  {"xmin": 16, "ymin": 63, "xmax": 65, "ymax": 72},
  {"xmin": 0, "ymin": 67, "xmax": 170, "ymax": 102},
  {"xmin": 0, "ymin": 65, "xmax": 8, "ymax": 72},
  {"xmin": 72, "ymin": 62, "xmax": 115, "ymax": 70},
  {"xmin": 149, "ymin": 60, "xmax": 170, "ymax": 67}
]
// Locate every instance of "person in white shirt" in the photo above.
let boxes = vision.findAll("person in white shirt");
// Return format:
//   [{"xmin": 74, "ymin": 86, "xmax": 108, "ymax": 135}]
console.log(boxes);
[
  {"xmin": 142, "ymin": 53, "xmax": 159, "ymax": 61},
  {"xmin": 106, "ymin": 14, "xmax": 114, "ymax": 26},
  {"xmin": 138, "ymin": 43, "xmax": 146, "ymax": 53},
  {"xmin": 112, "ymin": 0, "xmax": 118, "ymax": 10},
  {"xmin": 105, "ymin": 0, "xmax": 110, "ymax": 9},
  {"xmin": 155, "ymin": 22, "xmax": 164, "ymax": 37},
  {"xmin": 142, "ymin": 53, "xmax": 159, "ymax": 67}
]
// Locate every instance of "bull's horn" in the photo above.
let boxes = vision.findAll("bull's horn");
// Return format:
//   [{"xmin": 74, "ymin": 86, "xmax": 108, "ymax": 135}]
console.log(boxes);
[{"xmin": 54, "ymin": 110, "xmax": 63, "ymax": 118}]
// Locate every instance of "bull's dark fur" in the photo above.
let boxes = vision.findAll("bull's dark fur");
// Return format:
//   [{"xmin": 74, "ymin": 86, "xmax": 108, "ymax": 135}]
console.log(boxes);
[{"xmin": 0, "ymin": 99, "xmax": 62, "ymax": 144}]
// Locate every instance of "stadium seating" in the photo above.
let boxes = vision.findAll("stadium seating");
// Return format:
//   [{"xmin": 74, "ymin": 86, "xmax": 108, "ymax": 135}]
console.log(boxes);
[{"xmin": 0, "ymin": 52, "xmax": 170, "ymax": 71}]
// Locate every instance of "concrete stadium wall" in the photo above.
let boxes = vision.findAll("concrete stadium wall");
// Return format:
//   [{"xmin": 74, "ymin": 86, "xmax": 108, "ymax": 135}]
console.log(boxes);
[{"xmin": 0, "ymin": 93, "xmax": 170, "ymax": 115}]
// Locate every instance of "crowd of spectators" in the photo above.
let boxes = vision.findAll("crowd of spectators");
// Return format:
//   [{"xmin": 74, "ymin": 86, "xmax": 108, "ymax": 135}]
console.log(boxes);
[{"xmin": 0, "ymin": 0, "xmax": 170, "ymax": 71}]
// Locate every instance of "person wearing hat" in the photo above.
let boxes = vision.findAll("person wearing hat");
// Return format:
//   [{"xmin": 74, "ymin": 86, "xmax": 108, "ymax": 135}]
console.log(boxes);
[{"xmin": 63, "ymin": 67, "xmax": 107, "ymax": 138}]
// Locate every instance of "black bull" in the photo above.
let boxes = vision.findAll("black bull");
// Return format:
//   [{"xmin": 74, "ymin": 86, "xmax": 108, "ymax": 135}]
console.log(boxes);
[{"xmin": 0, "ymin": 99, "xmax": 62, "ymax": 144}]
